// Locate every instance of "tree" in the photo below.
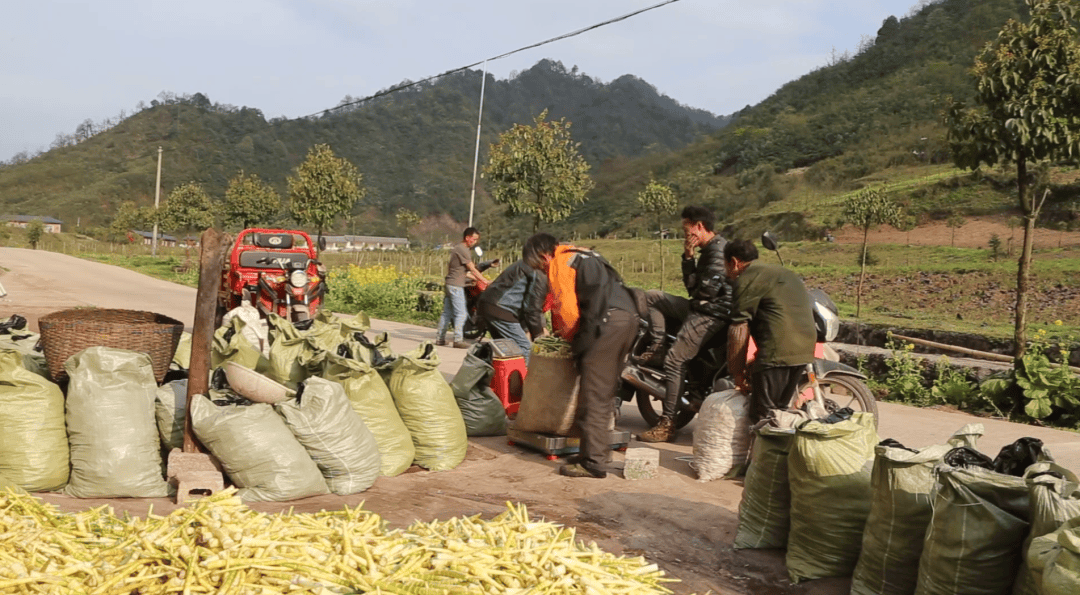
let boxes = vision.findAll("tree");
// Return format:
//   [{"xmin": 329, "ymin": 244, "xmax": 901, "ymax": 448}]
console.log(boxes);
[
  {"xmin": 109, "ymin": 201, "xmax": 153, "ymax": 241},
  {"xmin": 636, "ymin": 178, "xmax": 678, "ymax": 290},
  {"xmin": 222, "ymin": 171, "xmax": 281, "ymax": 230},
  {"xmin": 25, "ymin": 219, "xmax": 44, "ymax": 250},
  {"xmin": 944, "ymin": 0, "xmax": 1080, "ymax": 369},
  {"xmin": 843, "ymin": 187, "xmax": 902, "ymax": 318},
  {"xmin": 160, "ymin": 182, "xmax": 215, "ymax": 235},
  {"xmin": 946, "ymin": 212, "xmax": 966, "ymax": 247},
  {"xmin": 288, "ymin": 144, "xmax": 366, "ymax": 239},
  {"xmin": 395, "ymin": 208, "xmax": 421, "ymax": 243},
  {"xmin": 484, "ymin": 110, "xmax": 593, "ymax": 232}
]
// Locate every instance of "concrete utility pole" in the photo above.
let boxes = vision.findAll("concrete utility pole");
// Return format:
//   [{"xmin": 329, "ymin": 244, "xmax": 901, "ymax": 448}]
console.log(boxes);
[
  {"xmin": 468, "ymin": 61, "xmax": 488, "ymax": 227},
  {"xmin": 152, "ymin": 146, "xmax": 162, "ymax": 257}
]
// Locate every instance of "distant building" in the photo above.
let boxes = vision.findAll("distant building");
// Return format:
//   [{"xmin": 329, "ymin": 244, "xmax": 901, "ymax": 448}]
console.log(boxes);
[
  {"xmin": 5, "ymin": 215, "xmax": 62, "ymax": 233},
  {"xmin": 130, "ymin": 229, "xmax": 177, "ymax": 247},
  {"xmin": 321, "ymin": 235, "xmax": 410, "ymax": 251}
]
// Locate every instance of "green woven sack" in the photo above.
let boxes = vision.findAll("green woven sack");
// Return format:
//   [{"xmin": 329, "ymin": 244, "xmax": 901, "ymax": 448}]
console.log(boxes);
[
  {"xmin": 1027, "ymin": 516, "xmax": 1080, "ymax": 595},
  {"xmin": 275, "ymin": 377, "xmax": 381, "ymax": 495},
  {"xmin": 786, "ymin": 411, "xmax": 877, "ymax": 583},
  {"xmin": 265, "ymin": 313, "xmax": 316, "ymax": 389},
  {"xmin": 1014, "ymin": 460, "xmax": 1080, "ymax": 595},
  {"xmin": 190, "ymin": 394, "xmax": 328, "ymax": 502},
  {"xmin": 154, "ymin": 379, "xmax": 188, "ymax": 451},
  {"xmin": 914, "ymin": 464, "xmax": 1030, "ymax": 595},
  {"xmin": 0, "ymin": 350, "xmax": 69, "ymax": 491},
  {"xmin": 733, "ymin": 426, "xmax": 796, "ymax": 550},
  {"xmin": 388, "ymin": 342, "xmax": 467, "ymax": 471},
  {"xmin": 850, "ymin": 423, "xmax": 983, "ymax": 595},
  {"xmin": 62, "ymin": 347, "xmax": 171, "ymax": 498},
  {"xmin": 322, "ymin": 352, "xmax": 414, "ymax": 477},
  {"xmin": 212, "ymin": 316, "xmax": 268, "ymax": 372}
]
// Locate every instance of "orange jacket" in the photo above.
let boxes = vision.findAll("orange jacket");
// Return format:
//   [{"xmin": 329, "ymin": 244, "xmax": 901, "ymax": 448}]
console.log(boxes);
[{"xmin": 547, "ymin": 245, "xmax": 582, "ymax": 342}]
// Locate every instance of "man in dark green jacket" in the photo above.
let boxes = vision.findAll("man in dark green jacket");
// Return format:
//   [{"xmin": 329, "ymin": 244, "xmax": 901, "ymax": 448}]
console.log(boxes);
[{"xmin": 724, "ymin": 239, "xmax": 816, "ymax": 423}]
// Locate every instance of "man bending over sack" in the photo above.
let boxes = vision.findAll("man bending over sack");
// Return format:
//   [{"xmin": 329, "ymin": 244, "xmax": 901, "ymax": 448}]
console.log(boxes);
[
  {"xmin": 523, "ymin": 233, "xmax": 636, "ymax": 479},
  {"xmin": 723, "ymin": 238, "xmax": 816, "ymax": 423}
]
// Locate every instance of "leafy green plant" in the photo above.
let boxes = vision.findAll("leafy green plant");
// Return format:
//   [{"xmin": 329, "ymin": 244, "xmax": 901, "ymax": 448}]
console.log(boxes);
[
  {"xmin": 930, "ymin": 358, "xmax": 979, "ymax": 409},
  {"xmin": 882, "ymin": 336, "xmax": 931, "ymax": 405},
  {"xmin": 979, "ymin": 325, "xmax": 1080, "ymax": 422}
]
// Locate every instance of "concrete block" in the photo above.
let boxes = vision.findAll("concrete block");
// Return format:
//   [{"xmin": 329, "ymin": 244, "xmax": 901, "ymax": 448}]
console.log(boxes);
[
  {"xmin": 166, "ymin": 448, "xmax": 223, "ymax": 481},
  {"xmin": 623, "ymin": 447, "xmax": 660, "ymax": 480},
  {"xmin": 173, "ymin": 470, "xmax": 225, "ymax": 504}
]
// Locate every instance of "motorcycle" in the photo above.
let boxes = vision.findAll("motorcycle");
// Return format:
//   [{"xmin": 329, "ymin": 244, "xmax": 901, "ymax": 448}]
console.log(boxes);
[
  {"xmin": 461, "ymin": 250, "xmax": 500, "ymax": 341},
  {"xmin": 216, "ymin": 229, "xmax": 328, "ymax": 328},
  {"xmin": 618, "ymin": 232, "xmax": 877, "ymax": 429}
]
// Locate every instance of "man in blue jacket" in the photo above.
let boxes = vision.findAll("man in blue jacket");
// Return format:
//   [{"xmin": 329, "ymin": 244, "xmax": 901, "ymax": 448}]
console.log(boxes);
[{"xmin": 476, "ymin": 259, "xmax": 548, "ymax": 363}]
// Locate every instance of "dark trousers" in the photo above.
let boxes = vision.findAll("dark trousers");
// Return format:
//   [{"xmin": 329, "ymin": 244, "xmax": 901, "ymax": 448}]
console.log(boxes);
[
  {"xmin": 644, "ymin": 290, "xmax": 726, "ymax": 419},
  {"xmin": 577, "ymin": 308, "xmax": 637, "ymax": 474},
  {"xmin": 749, "ymin": 365, "xmax": 805, "ymax": 423}
]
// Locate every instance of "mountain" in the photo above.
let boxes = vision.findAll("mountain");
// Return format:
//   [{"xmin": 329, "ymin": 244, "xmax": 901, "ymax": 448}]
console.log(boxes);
[
  {"xmin": 0, "ymin": 59, "xmax": 726, "ymax": 235},
  {"xmin": 554, "ymin": 0, "xmax": 1073, "ymax": 243}
]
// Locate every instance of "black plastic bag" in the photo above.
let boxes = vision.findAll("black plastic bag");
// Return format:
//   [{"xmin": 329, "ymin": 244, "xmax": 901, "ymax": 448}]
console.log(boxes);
[
  {"xmin": 993, "ymin": 437, "xmax": 1044, "ymax": 477},
  {"xmin": 878, "ymin": 438, "xmax": 919, "ymax": 454},
  {"xmin": 942, "ymin": 446, "xmax": 995, "ymax": 470},
  {"xmin": 449, "ymin": 343, "xmax": 507, "ymax": 437},
  {"xmin": 822, "ymin": 407, "xmax": 855, "ymax": 424}
]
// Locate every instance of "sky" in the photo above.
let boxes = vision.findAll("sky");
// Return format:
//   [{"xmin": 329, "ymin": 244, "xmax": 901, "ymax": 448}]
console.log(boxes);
[{"xmin": 1, "ymin": 0, "xmax": 927, "ymax": 163}]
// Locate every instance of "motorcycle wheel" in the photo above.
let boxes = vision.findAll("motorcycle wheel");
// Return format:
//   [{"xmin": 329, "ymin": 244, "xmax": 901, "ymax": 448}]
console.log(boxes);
[
  {"xmin": 635, "ymin": 390, "xmax": 698, "ymax": 430},
  {"xmin": 800, "ymin": 373, "xmax": 879, "ymax": 424}
]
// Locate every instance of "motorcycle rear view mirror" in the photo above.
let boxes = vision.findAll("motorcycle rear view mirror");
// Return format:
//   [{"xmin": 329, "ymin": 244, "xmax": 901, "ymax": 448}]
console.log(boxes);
[
  {"xmin": 474, "ymin": 246, "xmax": 484, "ymax": 258},
  {"xmin": 761, "ymin": 231, "xmax": 779, "ymax": 252},
  {"xmin": 317, "ymin": 236, "xmax": 327, "ymax": 252},
  {"xmin": 761, "ymin": 231, "xmax": 785, "ymax": 266}
]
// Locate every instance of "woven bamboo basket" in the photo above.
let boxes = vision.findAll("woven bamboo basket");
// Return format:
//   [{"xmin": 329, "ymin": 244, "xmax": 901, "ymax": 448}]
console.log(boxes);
[{"xmin": 38, "ymin": 308, "xmax": 185, "ymax": 383}]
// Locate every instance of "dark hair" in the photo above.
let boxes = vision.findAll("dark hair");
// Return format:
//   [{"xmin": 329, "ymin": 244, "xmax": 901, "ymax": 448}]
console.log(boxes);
[
  {"xmin": 680, "ymin": 205, "xmax": 715, "ymax": 232},
  {"xmin": 463, "ymin": 227, "xmax": 479, "ymax": 239},
  {"xmin": 522, "ymin": 233, "xmax": 558, "ymax": 270},
  {"xmin": 723, "ymin": 239, "xmax": 759, "ymax": 263}
]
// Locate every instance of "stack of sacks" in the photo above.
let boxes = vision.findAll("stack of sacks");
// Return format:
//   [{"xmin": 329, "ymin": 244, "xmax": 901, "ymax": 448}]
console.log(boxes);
[{"xmin": 850, "ymin": 424, "xmax": 984, "ymax": 595}]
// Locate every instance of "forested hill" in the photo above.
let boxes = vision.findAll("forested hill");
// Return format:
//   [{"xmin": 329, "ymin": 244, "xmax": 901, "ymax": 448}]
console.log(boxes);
[
  {"xmin": 564, "ymin": 0, "xmax": 1037, "ymax": 242},
  {"xmin": 0, "ymin": 59, "xmax": 725, "ymax": 234}
]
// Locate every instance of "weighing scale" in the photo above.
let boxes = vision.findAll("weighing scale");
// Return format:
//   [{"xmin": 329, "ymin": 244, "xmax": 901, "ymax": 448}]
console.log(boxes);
[{"xmin": 507, "ymin": 427, "xmax": 632, "ymax": 460}]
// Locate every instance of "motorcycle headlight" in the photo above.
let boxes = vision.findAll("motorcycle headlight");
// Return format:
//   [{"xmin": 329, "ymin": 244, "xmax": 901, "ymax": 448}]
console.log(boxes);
[{"xmin": 289, "ymin": 270, "xmax": 309, "ymax": 288}]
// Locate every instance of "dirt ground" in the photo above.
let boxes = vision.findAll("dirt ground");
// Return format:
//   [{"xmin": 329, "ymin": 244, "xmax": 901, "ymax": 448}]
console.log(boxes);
[
  {"xmin": 3, "ymin": 247, "xmax": 1079, "ymax": 595},
  {"xmin": 831, "ymin": 215, "xmax": 1080, "ymax": 249}
]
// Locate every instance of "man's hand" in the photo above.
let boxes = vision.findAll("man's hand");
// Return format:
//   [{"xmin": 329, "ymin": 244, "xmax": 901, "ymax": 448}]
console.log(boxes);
[
  {"xmin": 727, "ymin": 322, "xmax": 751, "ymax": 394},
  {"xmin": 683, "ymin": 233, "xmax": 700, "ymax": 258}
]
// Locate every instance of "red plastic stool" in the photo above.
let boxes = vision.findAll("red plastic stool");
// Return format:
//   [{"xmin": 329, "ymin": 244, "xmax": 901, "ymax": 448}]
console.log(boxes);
[{"xmin": 491, "ymin": 356, "xmax": 527, "ymax": 416}]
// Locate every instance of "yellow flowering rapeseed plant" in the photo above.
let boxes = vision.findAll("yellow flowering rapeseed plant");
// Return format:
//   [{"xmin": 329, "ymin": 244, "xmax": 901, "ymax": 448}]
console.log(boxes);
[{"xmin": 325, "ymin": 264, "xmax": 436, "ymax": 320}]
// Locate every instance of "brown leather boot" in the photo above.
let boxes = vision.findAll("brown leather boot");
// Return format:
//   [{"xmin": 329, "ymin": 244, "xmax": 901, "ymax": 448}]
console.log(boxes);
[{"xmin": 638, "ymin": 416, "xmax": 676, "ymax": 443}]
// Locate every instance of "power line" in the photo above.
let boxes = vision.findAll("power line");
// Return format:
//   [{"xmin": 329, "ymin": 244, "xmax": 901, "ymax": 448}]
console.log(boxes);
[{"xmin": 299, "ymin": 0, "xmax": 683, "ymax": 119}]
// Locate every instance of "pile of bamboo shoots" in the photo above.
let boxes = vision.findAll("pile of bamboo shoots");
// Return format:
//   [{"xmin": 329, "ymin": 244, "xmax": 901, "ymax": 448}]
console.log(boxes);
[{"xmin": 0, "ymin": 488, "xmax": 674, "ymax": 594}]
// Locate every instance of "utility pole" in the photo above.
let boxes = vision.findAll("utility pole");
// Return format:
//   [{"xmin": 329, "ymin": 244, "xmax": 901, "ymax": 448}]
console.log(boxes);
[
  {"xmin": 152, "ymin": 146, "xmax": 162, "ymax": 257},
  {"xmin": 468, "ymin": 62, "xmax": 488, "ymax": 227}
]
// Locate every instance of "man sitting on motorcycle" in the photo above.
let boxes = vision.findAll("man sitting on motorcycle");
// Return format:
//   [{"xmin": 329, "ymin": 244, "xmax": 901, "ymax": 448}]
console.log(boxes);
[
  {"xmin": 723, "ymin": 239, "xmax": 817, "ymax": 423},
  {"xmin": 638, "ymin": 205, "xmax": 732, "ymax": 443}
]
